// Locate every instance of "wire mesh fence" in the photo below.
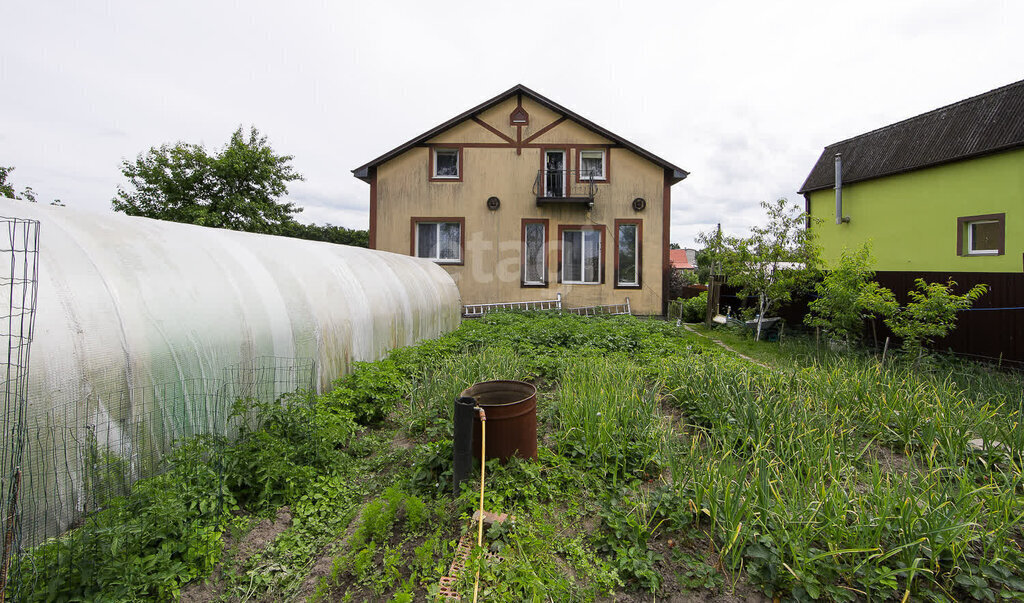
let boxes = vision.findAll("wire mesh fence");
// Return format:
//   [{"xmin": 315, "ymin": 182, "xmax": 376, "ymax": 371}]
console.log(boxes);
[
  {"xmin": 6, "ymin": 356, "xmax": 315, "ymax": 599},
  {"xmin": 0, "ymin": 217, "xmax": 40, "ymax": 599}
]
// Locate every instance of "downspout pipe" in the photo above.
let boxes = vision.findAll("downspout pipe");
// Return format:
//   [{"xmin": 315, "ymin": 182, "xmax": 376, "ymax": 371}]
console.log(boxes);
[{"xmin": 835, "ymin": 153, "xmax": 850, "ymax": 225}]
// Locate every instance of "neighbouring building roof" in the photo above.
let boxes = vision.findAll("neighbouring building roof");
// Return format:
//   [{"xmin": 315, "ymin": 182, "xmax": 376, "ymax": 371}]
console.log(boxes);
[
  {"xmin": 799, "ymin": 78, "xmax": 1024, "ymax": 194},
  {"xmin": 352, "ymin": 84, "xmax": 689, "ymax": 183},
  {"xmin": 669, "ymin": 249, "xmax": 695, "ymax": 270}
]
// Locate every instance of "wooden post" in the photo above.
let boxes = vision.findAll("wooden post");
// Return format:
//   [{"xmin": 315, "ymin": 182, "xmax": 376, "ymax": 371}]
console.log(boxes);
[
  {"xmin": 881, "ymin": 336, "xmax": 890, "ymax": 364},
  {"xmin": 0, "ymin": 469, "xmax": 22, "ymax": 600},
  {"xmin": 815, "ymin": 327, "xmax": 820, "ymax": 360}
]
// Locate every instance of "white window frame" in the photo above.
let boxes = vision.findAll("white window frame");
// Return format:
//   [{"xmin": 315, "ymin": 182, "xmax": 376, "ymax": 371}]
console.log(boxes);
[
  {"xmin": 579, "ymin": 149, "xmax": 606, "ymax": 181},
  {"xmin": 544, "ymin": 149, "xmax": 566, "ymax": 197},
  {"xmin": 523, "ymin": 221, "xmax": 547, "ymax": 286},
  {"xmin": 415, "ymin": 221, "xmax": 461, "ymax": 263},
  {"xmin": 561, "ymin": 229, "xmax": 601, "ymax": 285},
  {"xmin": 432, "ymin": 148, "xmax": 460, "ymax": 179},
  {"xmin": 616, "ymin": 223, "xmax": 639, "ymax": 286},
  {"xmin": 967, "ymin": 220, "xmax": 999, "ymax": 255}
]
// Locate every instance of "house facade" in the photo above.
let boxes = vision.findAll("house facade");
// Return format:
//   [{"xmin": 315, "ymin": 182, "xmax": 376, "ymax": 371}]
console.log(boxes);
[
  {"xmin": 799, "ymin": 78, "xmax": 1024, "ymax": 361},
  {"xmin": 352, "ymin": 84, "xmax": 688, "ymax": 316}
]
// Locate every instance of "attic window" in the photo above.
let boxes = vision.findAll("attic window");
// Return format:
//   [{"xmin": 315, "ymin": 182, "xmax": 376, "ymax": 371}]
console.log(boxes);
[
  {"xmin": 510, "ymin": 107, "xmax": 529, "ymax": 126},
  {"xmin": 431, "ymin": 148, "xmax": 461, "ymax": 181}
]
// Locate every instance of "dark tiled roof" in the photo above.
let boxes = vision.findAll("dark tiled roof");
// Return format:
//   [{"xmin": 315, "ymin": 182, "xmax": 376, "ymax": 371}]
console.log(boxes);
[
  {"xmin": 352, "ymin": 84, "xmax": 688, "ymax": 182},
  {"xmin": 799, "ymin": 79, "xmax": 1024, "ymax": 193}
]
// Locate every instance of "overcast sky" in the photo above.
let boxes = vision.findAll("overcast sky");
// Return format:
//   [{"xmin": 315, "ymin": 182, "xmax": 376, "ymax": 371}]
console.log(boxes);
[{"xmin": 2, "ymin": 1, "xmax": 1022, "ymax": 247}]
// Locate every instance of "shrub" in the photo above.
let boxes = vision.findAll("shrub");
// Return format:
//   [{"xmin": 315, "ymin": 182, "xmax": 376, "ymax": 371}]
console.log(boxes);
[{"xmin": 321, "ymin": 360, "xmax": 409, "ymax": 425}]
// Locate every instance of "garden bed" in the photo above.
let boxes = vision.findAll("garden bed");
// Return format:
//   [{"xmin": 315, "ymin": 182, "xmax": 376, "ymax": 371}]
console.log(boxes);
[{"xmin": 16, "ymin": 313, "xmax": 1024, "ymax": 601}]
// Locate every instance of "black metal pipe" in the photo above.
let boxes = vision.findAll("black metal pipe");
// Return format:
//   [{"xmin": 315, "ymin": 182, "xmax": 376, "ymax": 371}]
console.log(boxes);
[{"xmin": 453, "ymin": 396, "xmax": 477, "ymax": 495}]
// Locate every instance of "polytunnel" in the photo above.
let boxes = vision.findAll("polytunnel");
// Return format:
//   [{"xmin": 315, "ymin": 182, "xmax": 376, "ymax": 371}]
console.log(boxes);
[{"xmin": 0, "ymin": 198, "xmax": 461, "ymax": 543}]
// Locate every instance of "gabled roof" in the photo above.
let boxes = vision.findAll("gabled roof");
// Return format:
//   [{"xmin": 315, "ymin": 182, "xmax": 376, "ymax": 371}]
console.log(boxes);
[
  {"xmin": 669, "ymin": 249, "xmax": 695, "ymax": 270},
  {"xmin": 799, "ymin": 78, "xmax": 1024, "ymax": 194},
  {"xmin": 352, "ymin": 84, "xmax": 689, "ymax": 183}
]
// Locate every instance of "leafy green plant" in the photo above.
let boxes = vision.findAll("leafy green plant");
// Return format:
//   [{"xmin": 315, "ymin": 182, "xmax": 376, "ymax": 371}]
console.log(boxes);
[
  {"xmin": 699, "ymin": 198, "xmax": 820, "ymax": 340},
  {"xmin": 805, "ymin": 243, "xmax": 877, "ymax": 343},
  {"xmin": 322, "ymin": 360, "xmax": 409, "ymax": 425},
  {"xmin": 868, "ymin": 278, "xmax": 988, "ymax": 360}
]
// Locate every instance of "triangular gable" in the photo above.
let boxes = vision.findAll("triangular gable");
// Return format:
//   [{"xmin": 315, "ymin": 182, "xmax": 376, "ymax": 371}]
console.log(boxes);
[{"xmin": 352, "ymin": 84, "xmax": 688, "ymax": 183}]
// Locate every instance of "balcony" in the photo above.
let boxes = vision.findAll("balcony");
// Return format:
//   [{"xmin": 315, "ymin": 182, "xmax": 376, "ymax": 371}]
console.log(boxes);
[{"xmin": 533, "ymin": 169, "xmax": 597, "ymax": 208}]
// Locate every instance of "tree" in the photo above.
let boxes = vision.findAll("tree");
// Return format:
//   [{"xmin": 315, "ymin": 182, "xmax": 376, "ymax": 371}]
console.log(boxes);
[
  {"xmin": 1, "ymin": 165, "xmax": 65, "ymax": 205},
  {"xmin": 703, "ymin": 199, "xmax": 819, "ymax": 341},
  {"xmin": 669, "ymin": 242, "xmax": 681, "ymax": 250},
  {"xmin": 805, "ymin": 244, "xmax": 877, "ymax": 343},
  {"xmin": 0, "ymin": 165, "xmax": 16, "ymax": 198},
  {"xmin": 277, "ymin": 222, "xmax": 369, "ymax": 248},
  {"xmin": 113, "ymin": 126, "xmax": 303, "ymax": 234},
  {"xmin": 864, "ymin": 279, "xmax": 987, "ymax": 363}
]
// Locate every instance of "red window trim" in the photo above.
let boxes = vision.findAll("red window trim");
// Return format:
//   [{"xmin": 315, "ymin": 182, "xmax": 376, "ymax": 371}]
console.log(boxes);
[
  {"xmin": 410, "ymin": 217, "xmax": 466, "ymax": 266},
  {"xmin": 614, "ymin": 219, "xmax": 643, "ymax": 289}
]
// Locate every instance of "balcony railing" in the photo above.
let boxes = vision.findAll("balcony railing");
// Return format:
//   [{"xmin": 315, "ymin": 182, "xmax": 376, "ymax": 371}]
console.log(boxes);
[{"xmin": 533, "ymin": 169, "xmax": 597, "ymax": 207}]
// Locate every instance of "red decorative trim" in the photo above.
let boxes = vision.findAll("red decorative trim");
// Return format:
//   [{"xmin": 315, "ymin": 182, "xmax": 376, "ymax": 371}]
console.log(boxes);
[
  {"xmin": 520, "ymin": 218, "xmax": 549, "ymax": 288},
  {"xmin": 662, "ymin": 171, "xmax": 671, "ymax": 315},
  {"xmin": 556, "ymin": 224, "xmax": 606, "ymax": 285},
  {"xmin": 538, "ymin": 147, "xmax": 568, "ymax": 197},
  {"xmin": 428, "ymin": 147, "xmax": 464, "ymax": 183},
  {"xmin": 509, "ymin": 99, "xmax": 529, "ymax": 127},
  {"xmin": 368, "ymin": 170, "xmax": 377, "ymax": 249},
  {"xmin": 471, "ymin": 116, "xmax": 515, "ymax": 144},
  {"xmin": 416, "ymin": 141, "xmax": 619, "ymax": 150},
  {"xmin": 522, "ymin": 116, "xmax": 567, "ymax": 144},
  {"xmin": 613, "ymin": 219, "xmax": 643, "ymax": 289},
  {"xmin": 410, "ymin": 217, "xmax": 466, "ymax": 266}
]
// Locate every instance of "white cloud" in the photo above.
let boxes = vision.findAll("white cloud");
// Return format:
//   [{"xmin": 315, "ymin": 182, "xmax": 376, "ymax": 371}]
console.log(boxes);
[{"xmin": 1, "ymin": 0, "xmax": 1022, "ymax": 246}]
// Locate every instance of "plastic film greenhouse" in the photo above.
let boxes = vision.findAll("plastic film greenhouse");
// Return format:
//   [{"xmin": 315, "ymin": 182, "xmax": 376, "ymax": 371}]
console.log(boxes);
[{"xmin": 0, "ymin": 199, "xmax": 461, "ymax": 586}]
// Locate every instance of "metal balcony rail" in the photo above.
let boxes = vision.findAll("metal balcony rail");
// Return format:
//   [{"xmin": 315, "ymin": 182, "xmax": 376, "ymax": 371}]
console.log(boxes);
[{"xmin": 532, "ymin": 169, "xmax": 597, "ymax": 205}]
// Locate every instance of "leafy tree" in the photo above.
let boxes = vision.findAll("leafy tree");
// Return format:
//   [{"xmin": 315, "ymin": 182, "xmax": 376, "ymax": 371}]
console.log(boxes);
[
  {"xmin": 868, "ymin": 279, "xmax": 987, "ymax": 362},
  {"xmin": 113, "ymin": 126, "xmax": 303, "ymax": 234},
  {"xmin": 278, "ymin": 222, "xmax": 369, "ymax": 248},
  {"xmin": 695, "ymin": 224, "xmax": 725, "ymax": 285},
  {"xmin": 702, "ymin": 199, "xmax": 819, "ymax": 341},
  {"xmin": 669, "ymin": 242, "xmax": 681, "ymax": 250},
  {"xmin": 805, "ymin": 244, "xmax": 877, "ymax": 343},
  {"xmin": 0, "ymin": 165, "xmax": 16, "ymax": 198},
  {"xmin": 1, "ymin": 165, "xmax": 65, "ymax": 205}
]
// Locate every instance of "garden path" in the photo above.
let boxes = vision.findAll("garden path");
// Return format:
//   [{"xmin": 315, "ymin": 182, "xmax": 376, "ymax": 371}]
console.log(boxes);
[{"xmin": 679, "ymin": 324, "xmax": 771, "ymax": 369}]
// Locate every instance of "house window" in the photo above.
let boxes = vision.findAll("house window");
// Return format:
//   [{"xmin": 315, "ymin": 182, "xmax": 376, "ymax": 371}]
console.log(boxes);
[
  {"xmin": 561, "ymin": 228, "xmax": 602, "ymax": 284},
  {"xmin": 957, "ymin": 213, "xmax": 1005, "ymax": 256},
  {"xmin": 522, "ymin": 220, "xmax": 547, "ymax": 286},
  {"xmin": 615, "ymin": 220, "xmax": 642, "ymax": 287},
  {"xmin": 579, "ymin": 149, "xmax": 606, "ymax": 181},
  {"xmin": 414, "ymin": 220, "xmax": 462, "ymax": 263},
  {"xmin": 432, "ymin": 148, "xmax": 460, "ymax": 180},
  {"xmin": 969, "ymin": 221, "xmax": 1000, "ymax": 254}
]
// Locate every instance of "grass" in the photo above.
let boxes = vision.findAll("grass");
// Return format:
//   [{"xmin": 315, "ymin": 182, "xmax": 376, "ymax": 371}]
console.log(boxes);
[{"xmin": 17, "ymin": 312, "xmax": 1024, "ymax": 602}]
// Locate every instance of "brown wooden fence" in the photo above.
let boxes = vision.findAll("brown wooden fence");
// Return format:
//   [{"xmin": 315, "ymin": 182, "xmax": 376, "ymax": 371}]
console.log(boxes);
[{"xmin": 874, "ymin": 271, "xmax": 1024, "ymax": 364}]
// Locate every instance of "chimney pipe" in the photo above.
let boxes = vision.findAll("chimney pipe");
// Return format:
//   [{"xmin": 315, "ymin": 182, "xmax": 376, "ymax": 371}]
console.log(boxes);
[{"xmin": 835, "ymin": 153, "xmax": 849, "ymax": 225}]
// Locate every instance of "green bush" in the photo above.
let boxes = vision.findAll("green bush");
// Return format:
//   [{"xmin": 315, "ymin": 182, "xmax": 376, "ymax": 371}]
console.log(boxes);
[{"xmin": 321, "ymin": 360, "xmax": 409, "ymax": 425}]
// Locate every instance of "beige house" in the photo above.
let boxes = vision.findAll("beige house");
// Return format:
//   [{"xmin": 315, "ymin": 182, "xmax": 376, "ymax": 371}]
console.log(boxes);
[{"xmin": 352, "ymin": 84, "xmax": 688, "ymax": 315}]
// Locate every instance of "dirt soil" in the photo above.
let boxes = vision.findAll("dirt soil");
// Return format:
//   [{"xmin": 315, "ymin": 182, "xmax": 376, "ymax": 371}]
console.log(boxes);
[
  {"xmin": 180, "ymin": 506, "xmax": 293, "ymax": 603},
  {"xmin": 292, "ymin": 501, "xmax": 370, "ymax": 602}
]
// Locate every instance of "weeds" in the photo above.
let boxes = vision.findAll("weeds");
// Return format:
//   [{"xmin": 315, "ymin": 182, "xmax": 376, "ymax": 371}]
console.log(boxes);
[{"xmin": 19, "ymin": 312, "xmax": 1024, "ymax": 602}]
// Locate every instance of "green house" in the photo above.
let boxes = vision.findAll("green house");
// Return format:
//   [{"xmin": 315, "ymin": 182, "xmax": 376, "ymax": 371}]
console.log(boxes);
[{"xmin": 799, "ymin": 79, "xmax": 1024, "ymax": 362}]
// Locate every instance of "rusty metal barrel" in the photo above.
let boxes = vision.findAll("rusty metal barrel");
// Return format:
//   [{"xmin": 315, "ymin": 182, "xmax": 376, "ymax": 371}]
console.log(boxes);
[{"xmin": 460, "ymin": 380, "xmax": 538, "ymax": 462}]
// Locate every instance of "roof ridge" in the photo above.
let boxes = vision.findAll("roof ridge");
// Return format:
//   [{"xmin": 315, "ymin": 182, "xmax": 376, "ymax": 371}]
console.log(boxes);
[
  {"xmin": 352, "ymin": 84, "xmax": 688, "ymax": 180},
  {"xmin": 823, "ymin": 78, "xmax": 1024, "ymax": 149}
]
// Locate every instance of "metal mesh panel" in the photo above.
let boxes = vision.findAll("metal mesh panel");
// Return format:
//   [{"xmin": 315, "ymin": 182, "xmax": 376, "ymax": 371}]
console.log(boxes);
[{"xmin": 0, "ymin": 217, "xmax": 40, "ymax": 598}]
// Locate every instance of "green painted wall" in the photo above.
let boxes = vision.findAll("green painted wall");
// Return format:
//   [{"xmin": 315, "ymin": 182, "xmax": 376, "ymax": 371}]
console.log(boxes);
[{"xmin": 807, "ymin": 147, "xmax": 1024, "ymax": 272}]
